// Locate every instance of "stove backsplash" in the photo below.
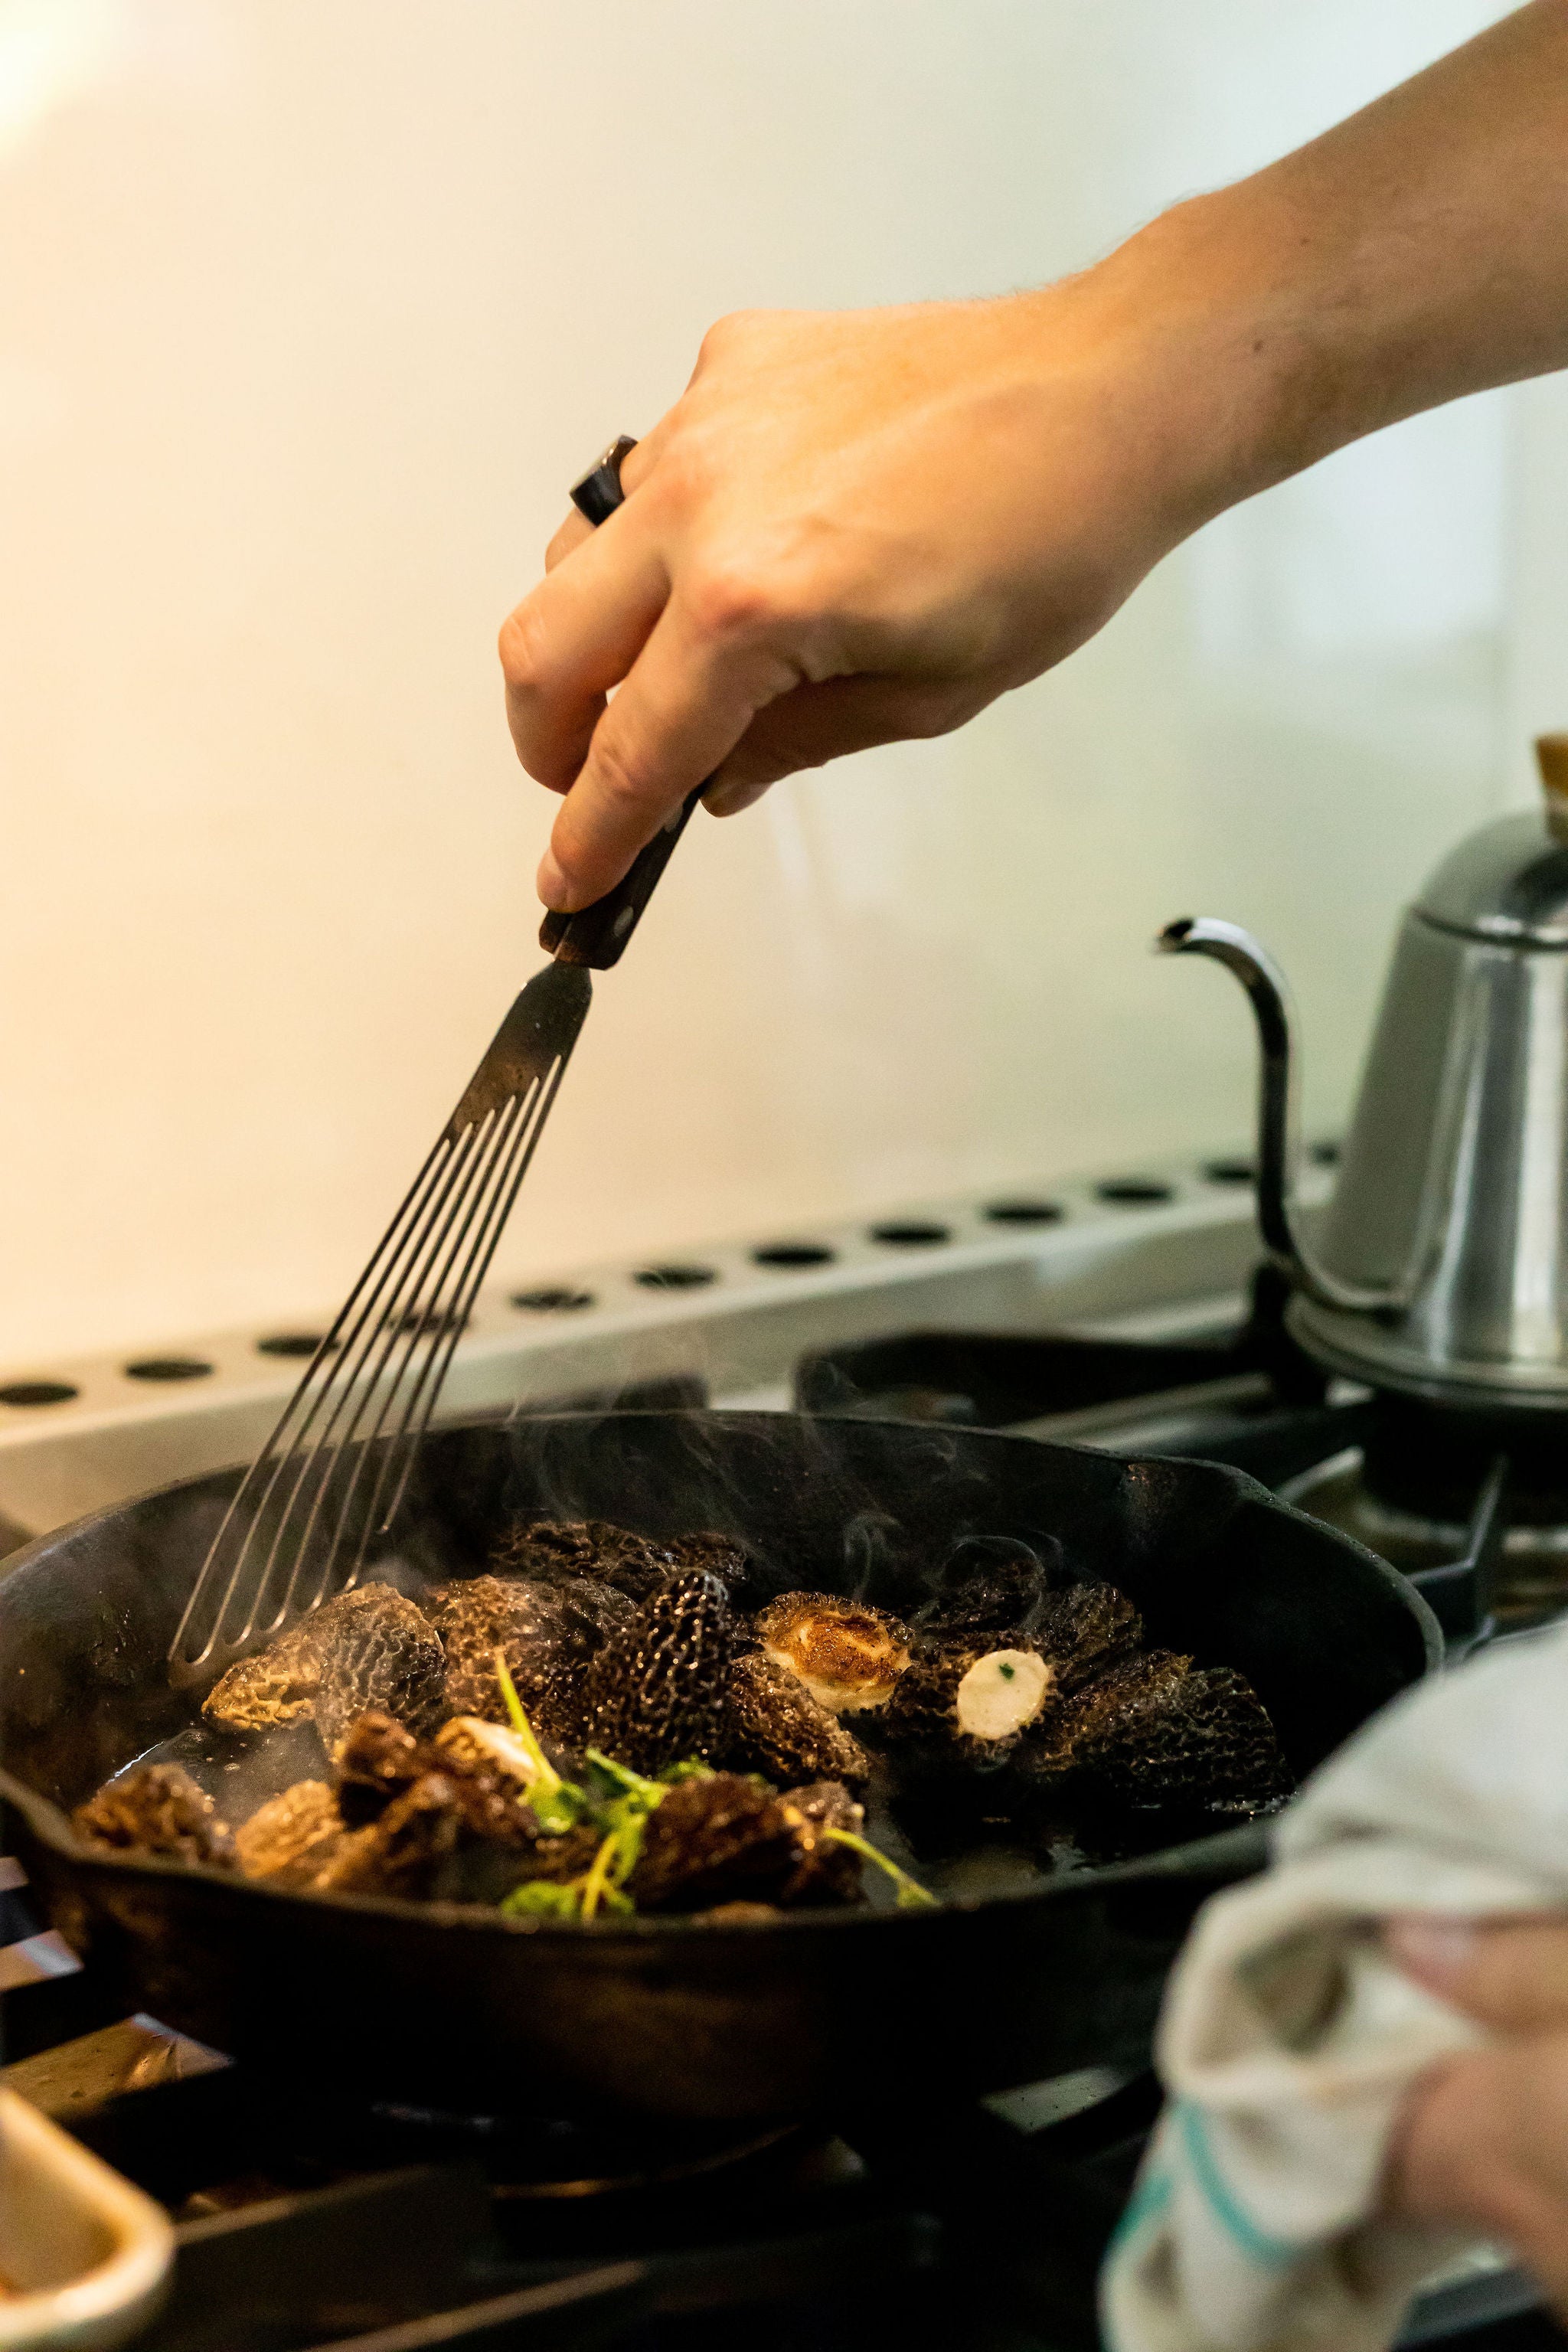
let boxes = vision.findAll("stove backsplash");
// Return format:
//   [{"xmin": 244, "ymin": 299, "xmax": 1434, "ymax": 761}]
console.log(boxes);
[
  {"xmin": 0, "ymin": 1155, "xmax": 1331, "ymax": 1543},
  {"xmin": 0, "ymin": 3, "xmax": 1521, "ymax": 1375}
]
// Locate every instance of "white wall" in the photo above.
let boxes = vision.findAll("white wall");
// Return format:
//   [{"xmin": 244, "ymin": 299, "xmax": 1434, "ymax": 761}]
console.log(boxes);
[{"xmin": 0, "ymin": 0, "xmax": 1517, "ymax": 1366}]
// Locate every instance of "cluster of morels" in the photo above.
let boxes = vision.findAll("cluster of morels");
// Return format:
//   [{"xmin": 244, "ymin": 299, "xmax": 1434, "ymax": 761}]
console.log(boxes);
[{"xmin": 73, "ymin": 1518, "xmax": 1288, "ymax": 1921}]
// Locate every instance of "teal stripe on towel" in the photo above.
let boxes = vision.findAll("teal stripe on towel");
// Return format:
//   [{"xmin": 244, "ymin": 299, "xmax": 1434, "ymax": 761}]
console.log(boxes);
[
  {"xmin": 1174, "ymin": 2100, "xmax": 1296, "ymax": 2267},
  {"xmin": 1102, "ymin": 2158, "xmax": 1175, "ymax": 2348},
  {"xmin": 1107, "ymin": 2158, "xmax": 1172, "ymax": 2260}
]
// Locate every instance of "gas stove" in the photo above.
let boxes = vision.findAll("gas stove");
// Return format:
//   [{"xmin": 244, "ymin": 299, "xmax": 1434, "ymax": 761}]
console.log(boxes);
[{"xmin": 2, "ymin": 1146, "xmax": 1563, "ymax": 2349}]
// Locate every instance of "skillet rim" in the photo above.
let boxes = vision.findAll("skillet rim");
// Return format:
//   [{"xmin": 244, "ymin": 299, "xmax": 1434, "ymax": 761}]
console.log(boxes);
[{"xmin": 0, "ymin": 1409, "xmax": 1443, "ymax": 1941}]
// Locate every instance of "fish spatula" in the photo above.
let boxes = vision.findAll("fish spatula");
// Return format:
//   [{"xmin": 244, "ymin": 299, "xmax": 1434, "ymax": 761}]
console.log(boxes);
[{"xmin": 170, "ymin": 456, "xmax": 687, "ymax": 1685}]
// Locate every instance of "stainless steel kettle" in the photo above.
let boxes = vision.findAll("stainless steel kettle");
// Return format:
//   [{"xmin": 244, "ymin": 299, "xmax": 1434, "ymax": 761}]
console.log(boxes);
[{"xmin": 1164, "ymin": 738, "xmax": 1568, "ymax": 1411}]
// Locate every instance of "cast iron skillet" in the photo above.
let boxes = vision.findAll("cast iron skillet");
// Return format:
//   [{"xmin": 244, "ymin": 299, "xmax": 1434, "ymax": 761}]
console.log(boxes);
[{"xmin": 0, "ymin": 1411, "xmax": 1439, "ymax": 2120}]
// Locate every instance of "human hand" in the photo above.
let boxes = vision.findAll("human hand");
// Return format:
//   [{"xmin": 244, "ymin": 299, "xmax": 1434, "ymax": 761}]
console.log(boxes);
[
  {"xmin": 1383, "ymin": 1913, "xmax": 1568, "ymax": 2318},
  {"xmin": 501, "ymin": 5, "xmax": 1568, "ymax": 915},
  {"xmin": 500, "ymin": 251, "xmax": 1240, "ymax": 911}
]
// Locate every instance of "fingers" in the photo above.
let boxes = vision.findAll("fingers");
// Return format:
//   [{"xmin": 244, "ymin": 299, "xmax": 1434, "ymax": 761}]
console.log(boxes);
[
  {"xmin": 544, "ymin": 510, "xmax": 593, "ymax": 572},
  {"xmin": 1383, "ymin": 1910, "xmax": 1568, "ymax": 2321},
  {"xmin": 707, "ymin": 668, "xmax": 997, "ymax": 798},
  {"xmin": 543, "ymin": 430, "xmax": 664, "ymax": 574},
  {"xmin": 499, "ymin": 518, "xmax": 671, "ymax": 794},
  {"xmin": 508, "ymin": 420, "xmax": 688, "ymax": 804},
  {"xmin": 538, "ymin": 591, "xmax": 800, "ymax": 908},
  {"xmin": 1387, "ymin": 1913, "xmax": 1568, "ymax": 2034},
  {"xmin": 1384, "ymin": 2032, "xmax": 1568, "ymax": 2319}
]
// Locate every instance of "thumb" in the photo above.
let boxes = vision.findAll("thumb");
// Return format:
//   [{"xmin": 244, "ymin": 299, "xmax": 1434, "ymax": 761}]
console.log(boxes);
[{"xmin": 1387, "ymin": 1913, "xmax": 1568, "ymax": 2034}]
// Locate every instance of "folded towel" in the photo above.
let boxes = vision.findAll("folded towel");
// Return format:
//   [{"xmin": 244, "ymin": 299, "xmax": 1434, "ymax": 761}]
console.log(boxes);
[{"xmin": 1100, "ymin": 1617, "xmax": 1568, "ymax": 2352}]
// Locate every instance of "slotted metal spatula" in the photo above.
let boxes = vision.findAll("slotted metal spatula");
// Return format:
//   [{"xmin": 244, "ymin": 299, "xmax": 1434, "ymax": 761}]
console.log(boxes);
[{"xmin": 170, "ymin": 451, "xmax": 684, "ymax": 1685}]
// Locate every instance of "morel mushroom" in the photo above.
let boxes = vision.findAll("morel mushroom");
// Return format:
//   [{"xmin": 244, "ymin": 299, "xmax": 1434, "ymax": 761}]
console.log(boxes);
[
  {"xmin": 1029, "ymin": 1583, "xmax": 1143, "ymax": 1700},
  {"xmin": 665, "ymin": 1531, "xmax": 759, "ymax": 1608},
  {"xmin": 1023, "ymin": 1650, "xmax": 1191, "ymax": 1780},
  {"xmin": 913, "ymin": 1535, "xmax": 1061, "ymax": 1642},
  {"xmin": 627, "ymin": 1772, "xmax": 804, "ymax": 1912},
  {"xmin": 202, "ymin": 1611, "xmax": 332, "ymax": 1731},
  {"xmin": 312, "ymin": 1585, "xmax": 447, "ymax": 1758},
  {"xmin": 335, "ymin": 1709, "xmax": 427, "ymax": 1822},
  {"xmin": 335, "ymin": 1707, "xmax": 544, "ymax": 1844},
  {"xmin": 234, "ymin": 1780, "xmax": 346, "ymax": 1882},
  {"xmin": 431, "ymin": 1714, "xmax": 543, "ymax": 1802},
  {"xmin": 315, "ymin": 1772, "xmax": 463, "ymax": 1899},
  {"xmin": 581, "ymin": 1567, "xmax": 738, "ymax": 1772},
  {"xmin": 882, "ymin": 1639, "xmax": 1055, "ymax": 1763},
  {"xmin": 726, "ymin": 1651, "xmax": 872, "ymax": 1790},
  {"xmin": 316, "ymin": 1756, "xmax": 549, "ymax": 1905},
  {"xmin": 493, "ymin": 1518, "xmax": 677, "ymax": 1605},
  {"xmin": 422, "ymin": 1573, "xmax": 611, "ymax": 1740},
  {"xmin": 205, "ymin": 1582, "xmax": 445, "ymax": 1749},
  {"xmin": 1060, "ymin": 1656, "xmax": 1289, "ymax": 1807},
  {"xmin": 74, "ymin": 1764, "xmax": 234, "ymax": 1869},
  {"xmin": 755, "ymin": 1592, "xmax": 912, "ymax": 1715},
  {"xmin": 776, "ymin": 1780, "xmax": 866, "ymax": 1906}
]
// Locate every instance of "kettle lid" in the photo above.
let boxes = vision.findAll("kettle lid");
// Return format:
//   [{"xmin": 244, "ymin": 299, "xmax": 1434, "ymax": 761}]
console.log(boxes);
[{"xmin": 1416, "ymin": 737, "xmax": 1568, "ymax": 945}]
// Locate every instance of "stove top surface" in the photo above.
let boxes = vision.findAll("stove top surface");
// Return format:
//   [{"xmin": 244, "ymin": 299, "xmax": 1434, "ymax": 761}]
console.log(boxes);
[{"xmin": 2, "ymin": 1161, "xmax": 1562, "ymax": 2347}]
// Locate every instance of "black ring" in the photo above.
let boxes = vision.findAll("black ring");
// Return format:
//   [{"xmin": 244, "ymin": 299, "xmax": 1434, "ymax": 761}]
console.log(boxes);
[{"xmin": 570, "ymin": 433, "xmax": 638, "ymax": 526}]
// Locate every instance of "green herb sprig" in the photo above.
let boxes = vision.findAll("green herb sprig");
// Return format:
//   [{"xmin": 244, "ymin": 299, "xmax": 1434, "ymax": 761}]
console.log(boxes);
[
  {"xmin": 492, "ymin": 1649, "xmax": 583, "ymax": 1835},
  {"xmin": 489, "ymin": 1652, "xmax": 934, "ymax": 1922},
  {"xmin": 822, "ymin": 1827, "xmax": 938, "ymax": 1909}
]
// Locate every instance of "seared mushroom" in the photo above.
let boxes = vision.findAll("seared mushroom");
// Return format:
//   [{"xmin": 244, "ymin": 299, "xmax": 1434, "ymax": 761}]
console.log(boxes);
[
  {"xmin": 665, "ymin": 1531, "xmax": 759, "ymax": 1608},
  {"xmin": 234, "ymin": 1781, "xmax": 346, "ymax": 1882},
  {"xmin": 202, "ymin": 1612, "xmax": 332, "ymax": 1731},
  {"xmin": 627, "ymin": 1772, "xmax": 802, "ymax": 1911},
  {"xmin": 882, "ymin": 1638, "xmax": 1055, "ymax": 1763},
  {"xmin": 74, "ymin": 1764, "xmax": 234, "ymax": 1869},
  {"xmin": 726, "ymin": 1651, "xmax": 872, "ymax": 1790},
  {"xmin": 776, "ymin": 1780, "xmax": 866, "ymax": 1905},
  {"xmin": 755, "ymin": 1592, "xmax": 912, "ymax": 1716},
  {"xmin": 582, "ymin": 1567, "xmax": 738, "ymax": 1772},
  {"xmin": 492, "ymin": 1518, "xmax": 677, "ymax": 1604},
  {"xmin": 204, "ymin": 1582, "xmax": 445, "ymax": 1752},
  {"xmin": 913, "ymin": 1535, "xmax": 1060, "ymax": 1642},
  {"xmin": 335, "ymin": 1709, "xmax": 426, "ymax": 1822},
  {"xmin": 316, "ymin": 1772, "xmax": 463, "ymax": 1898},
  {"xmin": 1024, "ymin": 1650, "xmax": 1191, "ymax": 1779},
  {"xmin": 312, "ymin": 1585, "xmax": 446, "ymax": 1758},
  {"xmin": 315, "ymin": 1754, "xmax": 548, "ymax": 1903},
  {"xmin": 334, "ymin": 1706, "xmax": 544, "ymax": 1844},
  {"xmin": 422, "ymin": 1573, "xmax": 609, "ymax": 1738},
  {"xmin": 431, "ymin": 1713, "xmax": 543, "ymax": 1802},
  {"xmin": 1059, "ymin": 1657, "xmax": 1289, "ymax": 1806}
]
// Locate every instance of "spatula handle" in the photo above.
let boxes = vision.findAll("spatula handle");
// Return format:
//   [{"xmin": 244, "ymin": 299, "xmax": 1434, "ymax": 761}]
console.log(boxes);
[
  {"xmin": 537, "ymin": 434, "xmax": 706, "ymax": 971},
  {"xmin": 539, "ymin": 786, "xmax": 703, "ymax": 969}
]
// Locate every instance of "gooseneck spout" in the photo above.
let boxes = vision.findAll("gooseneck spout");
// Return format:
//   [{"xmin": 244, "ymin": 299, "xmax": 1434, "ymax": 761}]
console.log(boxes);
[{"xmin": 1157, "ymin": 916, "xmax": 1403, "ymax": 1318}]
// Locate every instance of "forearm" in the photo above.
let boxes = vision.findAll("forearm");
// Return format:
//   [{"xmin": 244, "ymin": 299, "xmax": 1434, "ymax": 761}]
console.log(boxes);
[{"xmin": 1100, "ymin": 0, "xmax": 1568, "ymax": 527}]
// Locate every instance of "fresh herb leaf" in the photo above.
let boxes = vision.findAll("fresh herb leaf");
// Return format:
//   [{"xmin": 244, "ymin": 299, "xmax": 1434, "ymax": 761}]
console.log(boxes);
[
  {"xmin": 824, "ymin": 1827, "xmax": 937, "ymax": 1910},
  {"xmin": 501, "ymin": 1879, "xmax": 583, "ymax": 1922},
  {"xmin": 583, "ymin": 1747, "xmax": 665, "ymax": 1803},
  {"xmin": 579, "ymin": 1831, "xmax": 623, "ymax": 1921},
  {"xmin": 492, "ymin": 1650, "xmax": 584, "ymax": 1832}
]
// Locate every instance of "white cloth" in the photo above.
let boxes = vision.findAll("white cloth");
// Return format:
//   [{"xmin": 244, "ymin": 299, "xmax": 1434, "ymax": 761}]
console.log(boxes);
[{"xmin": 1100, "ymin": 1616, "xmax": 1568, "ymax": 2352}]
